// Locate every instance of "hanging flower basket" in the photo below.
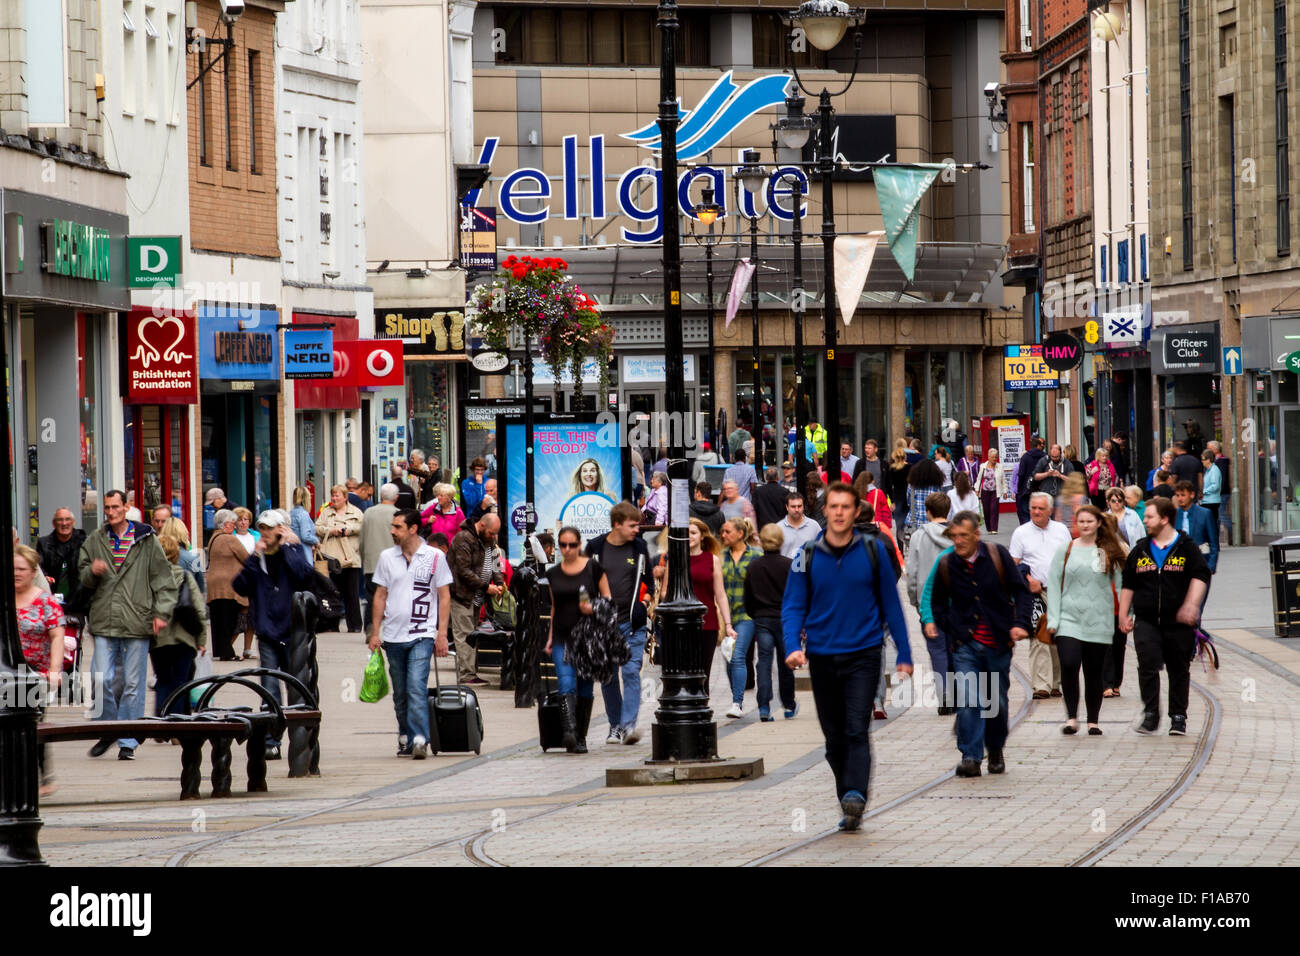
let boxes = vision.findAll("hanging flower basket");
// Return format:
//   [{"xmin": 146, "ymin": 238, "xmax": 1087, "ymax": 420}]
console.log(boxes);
[{"xmin": 468, "ymin": 255, "xmax": 614, "ymax": 403}]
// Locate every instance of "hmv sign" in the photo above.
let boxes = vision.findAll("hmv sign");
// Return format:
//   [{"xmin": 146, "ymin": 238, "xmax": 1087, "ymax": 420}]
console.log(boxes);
[{"xmin": 463, "ymin": 72, "xmax": 810, "ymax": 244}]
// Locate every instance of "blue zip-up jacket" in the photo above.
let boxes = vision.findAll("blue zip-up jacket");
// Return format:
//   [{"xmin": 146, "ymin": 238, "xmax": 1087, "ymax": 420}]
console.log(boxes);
[
  {"xmin": 781, "ymin": 530, "xmax": 912, "ymax": 665},
  {"xmin": 1176, "ymin": 504, "xmax": 1219, "ymax": 573},
  {"xmin": 232, "ymin": 544, "xmax": 315, "ymax": 644}
]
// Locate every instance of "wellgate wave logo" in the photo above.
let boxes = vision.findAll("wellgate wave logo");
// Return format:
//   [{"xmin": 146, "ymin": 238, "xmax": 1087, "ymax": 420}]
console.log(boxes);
[{"xmin": 621, "ymin": 72, "xmax": 793, "ymax": 162}]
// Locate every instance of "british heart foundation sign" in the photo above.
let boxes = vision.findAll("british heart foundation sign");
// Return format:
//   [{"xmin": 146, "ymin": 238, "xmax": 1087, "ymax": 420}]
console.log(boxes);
[{"xmin": 125, "ymin": 307, "xmax": 199, "ymax": 404}]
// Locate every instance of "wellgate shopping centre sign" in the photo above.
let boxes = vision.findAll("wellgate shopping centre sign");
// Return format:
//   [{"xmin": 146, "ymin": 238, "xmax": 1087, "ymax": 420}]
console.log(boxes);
[{"xmin": 464, "ymin": 72, "xmax": 814, "ymax": 243}]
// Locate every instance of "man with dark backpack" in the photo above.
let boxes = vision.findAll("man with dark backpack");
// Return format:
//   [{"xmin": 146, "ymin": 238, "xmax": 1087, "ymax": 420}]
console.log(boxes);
[
  {"xmin": 585, "ymin": 502, "xmax": 654, "ymax": 745},
  {"xmin": 782, "ymin": 482, "xmax": 913, "ymax": 832},
  {"xmin": 921, "ymin": 511, "xmax": 1033, "ymax": 778},
  {"xmin": 1015, "ymin": 437, "xmax": 1047, "ymax": 525}
]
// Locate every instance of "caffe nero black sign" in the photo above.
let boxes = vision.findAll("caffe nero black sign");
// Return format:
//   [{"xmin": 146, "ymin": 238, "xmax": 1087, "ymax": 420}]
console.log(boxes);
[
  {"xmin": 801, "ymin": 115, "xmax": 898, "ymax": 182},
  {"xmin": 1162, "ymin": 330, "xmax": 1219, "ymax": 370}
]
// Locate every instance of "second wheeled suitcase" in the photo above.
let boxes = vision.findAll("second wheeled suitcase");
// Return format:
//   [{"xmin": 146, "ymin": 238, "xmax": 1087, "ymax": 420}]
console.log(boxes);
[
  {"xmin": 537, "ymin": 653, "xmax": 565, "ymax": 752},
  {"xmin": 427, "ymin": 661, "xmax": 484, "ymax": 755}
]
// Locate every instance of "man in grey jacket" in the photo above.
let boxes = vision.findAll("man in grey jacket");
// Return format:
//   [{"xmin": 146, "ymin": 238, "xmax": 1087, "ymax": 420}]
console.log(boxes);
[
  {"xmin": 361, "ymin": 483, "xmax": 400, "ymax": 630},
  {"xmin": 78, "ymin": 489, "xmax": 178, "ymax": 760},
  {"xmin": 904, "ymin": 492, "xmax": 955, "ymax": 715}
]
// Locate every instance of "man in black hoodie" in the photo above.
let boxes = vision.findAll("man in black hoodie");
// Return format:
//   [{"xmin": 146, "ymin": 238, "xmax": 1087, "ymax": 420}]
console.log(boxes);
[
  {"xmin": 690, "ymin": 481, "xmax": 724, "ymax": 536},
  {"xmin": 753, "ymin": 467, "xmax": 789, "ymax": 528},
  {"xmin": 1117, "ymin": 496, "xmax": 1210, "ymax": 737}
]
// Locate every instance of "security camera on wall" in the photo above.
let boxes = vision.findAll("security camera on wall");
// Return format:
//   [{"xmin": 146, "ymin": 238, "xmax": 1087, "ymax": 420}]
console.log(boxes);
[
  {"xmin": 219, "ymin": 0, "xmax": 245, "ymax": 23},
  {"xmin": 983, "ymin": 82, "xmax": 1000, "ymax": 100}
]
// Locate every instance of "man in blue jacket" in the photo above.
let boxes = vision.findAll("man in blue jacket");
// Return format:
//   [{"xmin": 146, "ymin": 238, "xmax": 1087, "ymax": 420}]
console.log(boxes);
[
  {"xmin": 1172, "ymin": 481, "xmax": 1218, "ymax": 577},
  {"xmin": 922, "ymin": 511, "xmax": 1033, "ymax": 778},
  {"xmin": 783, "ymin": 482, "xmax": 913, "ymax": 832},
  {"xmin": 233, "ymin": 510, "xmax": 314, "ymax": 759}
]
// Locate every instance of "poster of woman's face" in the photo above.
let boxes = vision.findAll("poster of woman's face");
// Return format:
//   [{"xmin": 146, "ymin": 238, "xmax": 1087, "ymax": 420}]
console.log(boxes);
[{"xmin": 573, "ymin": 458, "xmax": 606, "ymax": 495}]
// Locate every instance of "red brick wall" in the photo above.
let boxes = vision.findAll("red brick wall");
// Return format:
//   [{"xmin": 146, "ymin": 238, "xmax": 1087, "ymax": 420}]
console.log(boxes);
[{"xmin": 186, "ymin": 1, "xmax": 278, "ymax": 257}]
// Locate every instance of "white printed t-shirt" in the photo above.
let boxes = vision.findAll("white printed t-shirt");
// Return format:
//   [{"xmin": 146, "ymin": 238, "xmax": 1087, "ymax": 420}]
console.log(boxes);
[{"xmin": 372, "ymin": 543, "xmax": 453, "ymax": 644}]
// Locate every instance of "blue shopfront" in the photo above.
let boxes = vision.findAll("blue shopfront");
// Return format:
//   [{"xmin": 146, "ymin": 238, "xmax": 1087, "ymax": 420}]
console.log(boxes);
[{"xmin": 198, "ymin": 305, "xmax": 281, "ymax": 522}]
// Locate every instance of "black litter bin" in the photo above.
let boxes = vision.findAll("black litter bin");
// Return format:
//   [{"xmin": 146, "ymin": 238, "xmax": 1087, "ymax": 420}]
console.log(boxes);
[{"xmin": 1269, "ymin": 535, "xmax": 1300, "ymax": 637}]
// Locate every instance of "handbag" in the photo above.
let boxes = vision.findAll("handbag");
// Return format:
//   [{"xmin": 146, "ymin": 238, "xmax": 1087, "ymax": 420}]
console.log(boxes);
[
  {"xmin": 172, "ymin": 574, "xmax": 205, "ymax": 637},
  {"xmin": 314, "ymin": 547, "xmax": 341, "ymax": 578}
]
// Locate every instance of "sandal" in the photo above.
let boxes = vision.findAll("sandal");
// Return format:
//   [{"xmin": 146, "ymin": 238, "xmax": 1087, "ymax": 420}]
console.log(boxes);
[
  {"xmin": 1102, "ymin": 689, "xmax": 1116, "ymax": 698},
  {"xmin": 1061, "ymin": 721, "xmax": 1079, "ymax": 735}
]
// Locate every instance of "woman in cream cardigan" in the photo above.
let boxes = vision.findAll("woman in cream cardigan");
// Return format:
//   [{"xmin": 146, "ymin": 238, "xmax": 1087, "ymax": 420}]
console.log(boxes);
[{"xmin": 315, "ymin": 485, "xmax": 364, "ymax": 633}]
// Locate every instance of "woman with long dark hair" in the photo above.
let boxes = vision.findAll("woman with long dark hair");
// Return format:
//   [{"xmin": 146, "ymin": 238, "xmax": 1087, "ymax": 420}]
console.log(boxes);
[
  {"xmin": 545, "ymin": 525, "xmax": 612, "ymax": 754},
  {"xmin": 904, "ymin": 458, "xmax": 945, "ymax": 538},
  {"xmin": 1045, "ymin": 505, "xmax": 1125, "ymax": 736}
]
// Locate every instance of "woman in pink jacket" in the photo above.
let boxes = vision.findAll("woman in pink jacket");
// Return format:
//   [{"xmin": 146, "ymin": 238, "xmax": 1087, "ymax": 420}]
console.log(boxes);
[{"xmin": 422, "ymin": 482, "xmax": 466, "ymax": 541}]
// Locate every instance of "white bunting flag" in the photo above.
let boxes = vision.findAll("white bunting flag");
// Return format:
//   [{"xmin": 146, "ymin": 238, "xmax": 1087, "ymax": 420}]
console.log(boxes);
[{"xmin": 833, "ymin": 232, "xmax": 885, "ymax": 327}]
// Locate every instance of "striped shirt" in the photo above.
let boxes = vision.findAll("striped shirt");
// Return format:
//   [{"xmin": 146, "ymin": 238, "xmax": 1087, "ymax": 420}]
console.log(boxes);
[
  {"xmin": 109, "ymin": 524, "xmax": 136, "ymax": 569},
  {"xmin": 722, "ymin": 546, "xmax": 761, "ymax": 622}
]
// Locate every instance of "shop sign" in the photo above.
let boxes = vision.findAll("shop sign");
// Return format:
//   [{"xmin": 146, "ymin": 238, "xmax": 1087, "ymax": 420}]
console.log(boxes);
[
  {"xmin": 1162, "ymin": 330, "xmax": 1218, "ymax": 370},
  {"xmin": 127, "ymin": 236, "xmax": 183, "ymax": 288},
  {"xmin": 460, "ymin": 206, "xmax": 497, "ymax": 271},
  {"xmin": 1002, "ymin": 345, "xmax": 1060, "ymax": 391},
  {"xmin": 332, "ymin": 340, "xmax": 404, "ymax": 388},
  {"xmin": 43, "ymin": 218, "xmax": 111, "ymax": 281},
  {"xmin": 1041, "ymin": 332, "xmax": 1083, "ymax": 372},
  {"xmin": 198, "ymin": 308, "xmax": 280, "ymax": 381},
  {"xmin": 532, "ymin": 356, "xmax": 601, "ymax": 385},
  {"xmin": 1285, "ymin": 351, "xmax": 1300, "ymax": 374},
  {"xmin": 471, "ymin": 350, "xmax": 509, "ymax": 373},
  {"xmin": 622, "ymin": 354, "xmax": 697, "ymax": 384},
  {"xmin": 124, "ymin": 308, "xmax": 198, "ymax": 404},
  {"xmin": 376, "ymin": 309, "xmax": 467, "ymax": 356},
  {"xmin": 284, "ymin": 329, "xmax": 335, "ymax": 380},
  {"xmin": 463, "ymin": 71, "xmax": 810, "ymax": 244}
]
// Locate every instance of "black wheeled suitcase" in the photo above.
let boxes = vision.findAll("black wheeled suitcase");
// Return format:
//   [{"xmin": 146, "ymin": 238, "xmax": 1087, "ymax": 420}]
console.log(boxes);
[
  {"xmin": 470, "ymin": 627, "xmax": 510, "ymax": 671},
  {"xmin": 427, "ymin": 660, "xmax": 484, "ymax": 755},
  {"xmin": 537, "ymin": 653, "xmax": 565, "ymax": 752}
]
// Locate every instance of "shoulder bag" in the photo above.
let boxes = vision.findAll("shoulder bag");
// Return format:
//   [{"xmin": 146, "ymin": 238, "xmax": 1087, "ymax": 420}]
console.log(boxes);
[{"xmin": 1036, "ymin": 542, "xmax": 1073, "ymax": 645}]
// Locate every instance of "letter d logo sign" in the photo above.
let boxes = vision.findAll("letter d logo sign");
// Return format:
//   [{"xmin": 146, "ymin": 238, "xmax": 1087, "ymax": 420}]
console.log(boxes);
[{"xmin": 140, "ymin": 244, "xmax": 168, "ymax": 274}]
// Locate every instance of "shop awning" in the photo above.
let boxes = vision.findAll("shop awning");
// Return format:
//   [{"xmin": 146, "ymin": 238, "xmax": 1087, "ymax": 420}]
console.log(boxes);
[{"xmin": 487, "ymin": 240, "xmax": 1007, "ymax": 308}]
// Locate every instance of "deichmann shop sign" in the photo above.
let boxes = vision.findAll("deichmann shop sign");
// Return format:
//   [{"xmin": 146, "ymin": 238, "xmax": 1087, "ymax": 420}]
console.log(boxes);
[
  {"xmin": 0, "ymin": 189, "xmax": 129, "ymax": 311},
  {"xmin": 463, "ymin": 71, "xmax": 812, "ymax": 244}
]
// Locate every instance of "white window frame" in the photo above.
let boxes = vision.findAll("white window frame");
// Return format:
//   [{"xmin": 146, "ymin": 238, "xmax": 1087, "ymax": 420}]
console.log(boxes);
[
  {"xmin": 1022, "ymin": 124, "xmax": 1036, "ymax": 233},
  {"xmin": 1019, "ymin": 0, "xmax": 1033, "ymax": 51}
]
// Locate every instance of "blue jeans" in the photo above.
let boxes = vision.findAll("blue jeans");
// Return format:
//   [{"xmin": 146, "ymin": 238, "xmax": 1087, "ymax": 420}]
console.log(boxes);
[
  {"xmin": 257, "ymin": 638, "xmax": 289, "ymax": 746},
  {"xmin": 384, "ymin": 638, "xmax": 434, "ymax": 744},
  {"xmin": 951, "ymin": 640, "xmax": 1012, "ymax": 762},
  {"xmin": 93, "ymin": 635, "xmax": 151, "ymax": 749},
  {"xmin": 924, "ymin": 629, "xmax": 951, "ymax": 705},
  {"xmin": 727, "ymin": 619, "xmax": 757, "ymax": 705},
  {"xmin": 552, "ymin": 641, "xmax": 593, "ymax": 699},
  {"xmin": 600, "ymin": 621, "xmax": 647, "ymax": 730},
  {"xmin": 753, "ymin": 618, "xmax": 795, "ymax": 713}
]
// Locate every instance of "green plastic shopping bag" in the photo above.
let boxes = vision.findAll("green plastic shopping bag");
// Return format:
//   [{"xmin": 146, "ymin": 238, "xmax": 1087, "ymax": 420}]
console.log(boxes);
[{"xmin": 359, "ymin": 648, "xmax": 389, "ymax": 703}]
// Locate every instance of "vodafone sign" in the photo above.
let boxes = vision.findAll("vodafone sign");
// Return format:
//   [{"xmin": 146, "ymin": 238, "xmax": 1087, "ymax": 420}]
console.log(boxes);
[
  {"xmin": 125, "ymin": 307, "xmax": 198, "ymax": 404},
  {"xmin": 333, "ymin": 340, "xmax": 404, "ymax": 388}
]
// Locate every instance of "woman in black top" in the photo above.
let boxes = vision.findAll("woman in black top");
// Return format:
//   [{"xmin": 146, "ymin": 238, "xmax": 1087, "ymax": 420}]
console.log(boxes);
[
  {"xmin": 743, "ymin": 524, "xmax": 797, "ymax": 721},
  {"xmin": 545, "ymin": 526, "xmax": 611, "ymax": 753}
]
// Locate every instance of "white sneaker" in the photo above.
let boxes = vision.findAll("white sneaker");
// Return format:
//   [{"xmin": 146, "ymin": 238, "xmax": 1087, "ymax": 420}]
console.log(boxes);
[
  {"xmin": 623, "ymin": 726, "xmax": 642, "ymax": 745},
  {"xmin": 411, "ymin": 736, "xmax": 428, "ymax": 760},
  {"xmin": 725, "ymin": 703, "xmax": 743, "ymax": 719}
]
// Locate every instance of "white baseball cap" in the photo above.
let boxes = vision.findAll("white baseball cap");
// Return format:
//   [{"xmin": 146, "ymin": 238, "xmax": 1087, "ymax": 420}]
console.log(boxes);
[{"xmin": 256, "ymin": 509, "xmax": 288, "ymax": 530}]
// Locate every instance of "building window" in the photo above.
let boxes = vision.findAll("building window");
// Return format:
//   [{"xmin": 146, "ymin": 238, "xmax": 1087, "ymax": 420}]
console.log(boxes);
[
  {"xmin": 145, "ymin": 7, "xmax": 159, "ymax": 120},
  {"xmin": 753, "ymin": 14, "xmax": 829, "ymax": 69},
  {"xmin": 494, "ymin": 6, "xmax": 709, "ymax": 66},
  {"xmin": 166, "ymin": 11, "xmax": 179, "ymax": 125},
  {"xmin": 1117, "ymin": 238, "xmax": 1130, "ymax": 283},
  {"xmin": 1071, "ymin": 67, "xmax": 1090, "ymax": 217},
  {"xmin": 1180, "ymin": 0, "xmax": 1193, "ymax": 270},
  {"xmin": 1278, "ymin": 0, "xmax": 1290, "ymax": 256},
  {"xmin": 224, "ymin": 41, "xmax": 237, "ymax": 171},
  {"xmin": 198, "ymin": 48, "xmax": 210, "ymax": 166},
  {"xmin": 248, "ymin": 50, "xmax": 260, "ymax": 174},
  {"xmin": 1224, "ymin": 95, "xmax": 1237, "ymax": 264},
  {"xmin": 123, "ymin": 1, "xmax": 138, "ymax": 115},
  {"xmin": 1019, "ymin": 0, "xmax": 1033, "ymax": 51},
  {"xmin": 1022, "ymin": 123, "xmax": 1035, "ymax": 233}
]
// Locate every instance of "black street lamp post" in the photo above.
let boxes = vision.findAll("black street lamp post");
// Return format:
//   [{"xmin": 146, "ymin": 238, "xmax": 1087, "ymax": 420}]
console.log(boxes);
[
  {"xmin": 651, "ymin": 0, "xmax": 717, "ymax": 764},
  {"xmin": 783, "ymin": 1, "xmax": 867, "ymax": 473},
  {"xmin": 772, "ymin": 95, "xmax": 817, "ymax": 495},
  {"xmin": 0, "ymin": 319, "xmax": 45, "ymax": 866},
  {"xmin": 737, "ymin": 150, "xmax": 769, "ymax": 471},
  {"xmin": 689, "ymin": 187, "xmax": 723, "ymax": 455}
]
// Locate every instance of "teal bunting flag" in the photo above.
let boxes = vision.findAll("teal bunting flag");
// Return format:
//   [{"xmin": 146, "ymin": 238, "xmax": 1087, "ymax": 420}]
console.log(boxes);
[{"xmin": 873, "ymin": 164, "xmax": 949, "ymax": 283}]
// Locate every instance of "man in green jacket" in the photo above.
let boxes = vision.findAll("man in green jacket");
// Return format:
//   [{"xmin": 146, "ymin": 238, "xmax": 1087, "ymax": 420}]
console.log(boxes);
[{"xmin": 78, "ymin": 489, "xmax": 178, "ymax": 760}]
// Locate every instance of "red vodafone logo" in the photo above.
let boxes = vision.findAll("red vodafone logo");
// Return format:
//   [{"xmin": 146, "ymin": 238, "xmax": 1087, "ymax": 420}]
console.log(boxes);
[
  {"xmin": 366, "ymin": 347, "xmax": 395, "ymax": 379},
  {"xmin": 334, "ymin": 340, "xmax": 403, "ymax": 387}
]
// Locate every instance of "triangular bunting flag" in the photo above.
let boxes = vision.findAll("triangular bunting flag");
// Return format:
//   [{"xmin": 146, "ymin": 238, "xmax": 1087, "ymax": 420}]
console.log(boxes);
[
  {"xmin": 874, "ymin": 164, "xmax": 948, "ymax": 282},
  {"xmin": 833, "ymin": 232, "xmax": 885, "ymax": 327},
  {"xmin": 725, "ymin": 258, "xmax": 756, "ymax": 328}
]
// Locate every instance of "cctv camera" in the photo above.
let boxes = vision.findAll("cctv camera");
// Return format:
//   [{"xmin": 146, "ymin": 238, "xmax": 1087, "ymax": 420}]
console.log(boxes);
[
  {"xmin": 219, "ymin": 0, "xmax": 245, "ymax": 23},
  {"xmin": 984, "ymin": 82, "xmax": 1000, "ymax": 99}
]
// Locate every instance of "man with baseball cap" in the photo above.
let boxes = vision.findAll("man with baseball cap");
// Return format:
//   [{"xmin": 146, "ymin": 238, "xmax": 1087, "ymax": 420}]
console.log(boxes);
[{"xmin": 232, "ymin": 510, "xmax": 313, "ymax": 759}]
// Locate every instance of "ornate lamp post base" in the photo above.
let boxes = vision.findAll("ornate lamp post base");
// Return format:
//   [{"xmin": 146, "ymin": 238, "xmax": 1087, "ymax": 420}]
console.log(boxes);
[{"xmin": 0, "ymin": 670, "xmax": 46, "ymax": 866}]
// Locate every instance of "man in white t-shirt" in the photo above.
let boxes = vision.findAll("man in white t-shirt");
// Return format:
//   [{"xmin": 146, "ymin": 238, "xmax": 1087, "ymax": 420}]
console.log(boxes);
[
  {"xmin": 368, "ymin": 509, "xmax": 452, "ymax": 759},
  {"xmin": 1008, "ymin": 492, "xmax": 1072, "ymax": 699}
]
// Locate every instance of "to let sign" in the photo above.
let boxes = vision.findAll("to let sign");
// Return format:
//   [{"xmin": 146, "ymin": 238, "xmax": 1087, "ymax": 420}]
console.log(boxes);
[
  {"xmin": 126, "ymin": 236, "xmax": 183, "ymax": 288},
  {"xmin": 284, "ymin": 329, "xmax": 335, "ymax": 379},
  {"xmin": 124, "ymin": 308, "xmax": 198, "ymax": 404},
  {"xmin": 1003, "ymin": 345, "xmax": 1060, "ymax": 391}
]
